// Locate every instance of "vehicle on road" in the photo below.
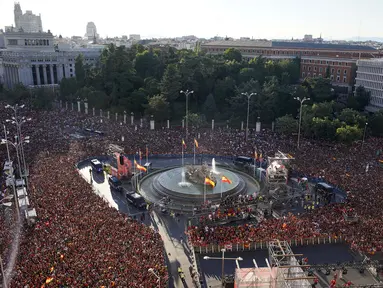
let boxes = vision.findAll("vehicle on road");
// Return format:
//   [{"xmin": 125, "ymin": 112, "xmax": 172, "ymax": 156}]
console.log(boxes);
[
  {"xmin": 234, "ymin": 156, "xmax": 253, "ymax": 167},
  {"xmin": 125, "ymin": 192, "xmax": 146, "ymax": 209},
  {"xmin": 108, "ymin": 176, "xmax": 122, "ymax": 191},
  {"xmin": 90, "ymin": 159, "xmax": 103, "ymax": 173}
]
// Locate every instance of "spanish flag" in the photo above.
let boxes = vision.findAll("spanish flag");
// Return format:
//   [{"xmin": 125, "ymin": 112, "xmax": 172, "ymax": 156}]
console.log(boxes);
[
  {"xmin": 204, "ymin": 177, "xmax": 215, "ymax": 187},
  {"xmin": 49, "ymin": 266, "xmax": 54, "ymax": 272},
  {"xmin": 254, "ymin": 151, "xmax": 258, "ymax": 159},
  {"xmin": 134, "ymin": 160, "xmax": 147, "ymax": 172},
  {"xmin": 221, "ymin": 176, "xmax": 232, "ymax": 184},
  {"xmin": 182, "ymin": 139, "xmax": 186, "ymax": 148},
  {"xmin": 194, "ymin": 139, "xmax": 199, "ymax": 148},
  {"xmin": 45, "ymin": 277, "xmax": 54, "ymax": 284}
]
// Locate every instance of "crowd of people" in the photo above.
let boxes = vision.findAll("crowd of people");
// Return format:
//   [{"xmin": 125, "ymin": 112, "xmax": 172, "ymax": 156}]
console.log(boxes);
[{"xmin": 0, "ymin": 103, "xmax": 382, "ymax": 286}]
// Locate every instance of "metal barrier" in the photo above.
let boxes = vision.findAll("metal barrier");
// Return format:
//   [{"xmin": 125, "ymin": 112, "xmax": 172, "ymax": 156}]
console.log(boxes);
[{"xmin": 192, "ymin": 235, "xmax": 346, "ymax": 253}]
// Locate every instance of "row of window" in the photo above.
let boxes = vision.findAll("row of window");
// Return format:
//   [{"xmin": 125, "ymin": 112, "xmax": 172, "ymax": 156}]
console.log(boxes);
[
  {"xmin": 24, "ymin": 39, "xmax": 50, "ymax": 46},
  {"xmin": 207, "ymin": 48, "xmax": 372, "ymax": 58},
  {"xmin": 302, "ymin": 59, "xmax": 350, "ymax": 66},
  {"xmin": 356, "ymin": 73, "xmax": 383, "ymax": 83},
  {"xmin": 356, "ymin": 80, "xmax": 383, "ymax": 91},
  {"xmin": 357, "ymin": 66, "xmax": 383, "ymax": 75},
  {"xmin": 302, "ymin": 72, "xmax": 347, "ymax": 83},
  {"xmin": 302, "ymin": 66, "xmax": 348, "ymax": 75}
]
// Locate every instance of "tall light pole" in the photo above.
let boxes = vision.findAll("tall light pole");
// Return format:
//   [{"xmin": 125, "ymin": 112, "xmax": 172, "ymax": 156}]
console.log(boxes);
[
  {"xmin": 203, "ymin": 248, "xmax": 243, "ymax": 287},
  {"xmin": 294, "ymin": 96, "xmax": 310, "ymax": 149},
  {"xmin": 148, "ymin": 268, "xmax": 160, "ymax": 288},
  {"xmin": 241, "ymin": 92, "xmax": 256, "ymax": 141},
  {"xmin": 0, "ymin": 253, "xmax": 7, "ymax": 288},
  {"xmin": 362, "ymin": 122, "xmax": 368, "ymax": 149},
  {"xmin": 180, "ymin": 90, "xmax": 194, "ymax": 141},
  {"xmin": 5, "ymin": 104, "xmax": 30, "ymax": 188}
]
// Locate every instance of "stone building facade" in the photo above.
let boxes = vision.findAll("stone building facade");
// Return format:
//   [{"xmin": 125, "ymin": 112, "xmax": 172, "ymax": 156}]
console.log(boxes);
[{"xmin": 14, "ymin": 3, "xmax": 43, "ymax": 33}]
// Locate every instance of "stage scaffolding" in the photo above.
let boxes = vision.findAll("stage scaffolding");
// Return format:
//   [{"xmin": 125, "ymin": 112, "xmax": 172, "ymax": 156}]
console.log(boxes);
[
  {"xmin": 265, "ymin": 151, "xmax": 293, "ymax": 189},
  {"xmin": 234, "ymin": 240, "xmax": 312, "ymax": 288}
]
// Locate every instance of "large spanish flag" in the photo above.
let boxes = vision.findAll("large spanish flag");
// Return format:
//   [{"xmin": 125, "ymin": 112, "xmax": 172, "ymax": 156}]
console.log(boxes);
[
  {"xmin": 45, "ymin": 277, "xmax": 54, "ymax": 284},
  {"xmin": 134, "ymin": 160, "xmax": 147, "ymax": 172},
  {"xmin": 204, "ymin": 177, "xmax": 215, "ymax": 187},
  {"xmin": 221, "ymin": 176, "xmax": 232, "ymax": 184},
  {"xmin": 194, "ymin": 139, "xmax": 199, "ymax": 148}
]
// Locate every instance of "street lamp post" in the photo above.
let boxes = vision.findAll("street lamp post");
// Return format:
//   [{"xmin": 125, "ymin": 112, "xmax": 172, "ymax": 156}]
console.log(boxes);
[
  {"xmin": 203, "ymin": 248, "xmax": 243, "ymax": 286},
  {"xmin": 180, "ymin": 90, "xmax": 194, "ymax": 141},
  {"xmin": 362, "ymin": 122, "xmax": 368, "ymax": 149},
  {"xmin": 293, "ymin": 96, "xmax": 310, "ymax": 149},
  {"xmin": 148, "ymin": 268, "xmax": 160, "ymax": 288},
  {"xmin": 241, "ymin": 92, "xmax": 256, "ymax": 141}
]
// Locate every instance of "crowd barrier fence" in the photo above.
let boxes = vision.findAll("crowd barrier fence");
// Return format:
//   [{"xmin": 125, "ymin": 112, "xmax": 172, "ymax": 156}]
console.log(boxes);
[{"xmin": 191, "ymin": 235, "xmax": 346, "ymax": 254}]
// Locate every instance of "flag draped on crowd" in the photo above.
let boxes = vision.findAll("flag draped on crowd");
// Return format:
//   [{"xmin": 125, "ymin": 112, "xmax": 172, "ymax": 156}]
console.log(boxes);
[{"xmin": 221, "ymin": 176, "xmax": 232, "ymax": 184}]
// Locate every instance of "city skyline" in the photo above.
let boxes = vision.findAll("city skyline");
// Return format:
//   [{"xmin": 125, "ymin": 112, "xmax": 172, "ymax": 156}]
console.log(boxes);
[{"xmin": 1, "ymin": 0, "xmax": 383, "ymax": 40}]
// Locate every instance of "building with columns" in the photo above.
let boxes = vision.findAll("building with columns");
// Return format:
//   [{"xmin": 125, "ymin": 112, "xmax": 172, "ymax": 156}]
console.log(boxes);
[{"xmin": 0, "ymin": 28, "xmax": 102, "ymax": 89}]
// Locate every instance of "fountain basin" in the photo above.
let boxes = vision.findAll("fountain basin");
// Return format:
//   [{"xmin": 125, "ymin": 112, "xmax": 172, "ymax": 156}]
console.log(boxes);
[{"xmin": 152, "ymin": 166, "xmax": 246, "ymax": 202}]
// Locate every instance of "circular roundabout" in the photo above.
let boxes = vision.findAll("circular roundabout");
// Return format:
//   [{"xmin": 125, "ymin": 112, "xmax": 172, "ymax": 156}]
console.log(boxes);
[{"xmin": 139, "ymin": 162, "xmax": 259, "ymax": 212}]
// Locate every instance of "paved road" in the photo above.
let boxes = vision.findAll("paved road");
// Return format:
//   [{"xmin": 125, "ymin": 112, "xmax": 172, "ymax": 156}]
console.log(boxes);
[
  {"xmin": 198, "ymin": 244, "xmax": 378, "ymax": 287},
  {"xmin": 78, "ymin": 159, "xmax": 196, "ymax": 288}
]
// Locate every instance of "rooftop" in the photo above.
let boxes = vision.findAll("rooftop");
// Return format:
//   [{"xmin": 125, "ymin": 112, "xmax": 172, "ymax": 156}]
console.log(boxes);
[{"xmin": 203, "ymin": 40, "xmax": 376, "ymax": 51}]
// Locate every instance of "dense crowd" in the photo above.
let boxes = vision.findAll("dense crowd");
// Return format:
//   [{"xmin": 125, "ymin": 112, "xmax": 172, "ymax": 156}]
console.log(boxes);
[{"xmin": 0, "ymin": 104, "xmax": 382, "ymax": 286}]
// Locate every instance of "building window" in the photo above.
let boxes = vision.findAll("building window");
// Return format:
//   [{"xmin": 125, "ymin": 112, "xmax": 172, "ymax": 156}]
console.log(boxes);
[
  {"xmin": 319, "ymin": 74, "xmax": 322, "ymax": 77},
  {"xmin": 308, "ymin": 67, "xmax": 311, "ymax": 71},
  {"xmin": 8, "ymin": 39, "xmax": 18, "ymax": 45},
  {"xmin": 343, "ymin": 76, "xmax": 347, "ymax": 83},
  {"xmin": 344, "ymin": 69, "xmax": 347, "ymax": 75},
  {"xmin": 319, "ymin": 67, "xmax": 323, "ymax": 72},
  {"xmin": 70, "ymin": 69, "xmax": 73, "ymax": 73},
  {"xmin": 336, "ymin": 76, "xmax": 340, "ymax": 81},
  {"xmin": 303, "ymin": 65, "xmax": 306, "ymax": 70},
  {"xmin": 302, "ymin": 72, "xmax": 306, "ymax": 78},
  {"xmin": 313, "ymin": 73, "xmax": 317, "ymax": 77},
  {"xmin": 331, "ymin": 68, "xmax": 335, "ymax": 74},
  {"xmin": 314, "ymin": 66, "xmax": 317, "ymax": 71},
  {"xmin": 337, "ymin": 69, "xmax": 341, "ymax": 74},
  {"xmin": 330, "ymin": 75, "xmax": 334, "ymax": 80}
]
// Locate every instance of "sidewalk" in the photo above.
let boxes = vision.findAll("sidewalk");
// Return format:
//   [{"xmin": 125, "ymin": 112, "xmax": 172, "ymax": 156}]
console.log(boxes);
[{"xmin": 151, "ymin": 211, "xmax": 194, "ymax": 288}]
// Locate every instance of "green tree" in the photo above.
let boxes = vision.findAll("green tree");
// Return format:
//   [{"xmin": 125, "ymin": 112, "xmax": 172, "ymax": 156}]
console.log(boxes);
[
  {"xmin": 75, "ymin": 54, "xmax": 86, "ymax": 88},
  {"xmin": 31, "ymin": 87, "xmax": 55, "ymax": 109},
  {"xmin": 161, "ymin": 63, "xmax": 182, "ymax": 102},
  {"xmin": 275, "ymin": 115, "xmax": 298, "ymax": 134},
  {"xmin": 59, "ymin": 77, "xmax": 78, "ymax": 101},
  {"xmin": 223, "ymin": 48, "xmax": 242, "ymax": 62},
  {"xmin": 135, "ymin": 50, "xmax": 160, "ymax": 79},
  {"xmin": 88, "ymin": 90, "xmax": 109, "ymax": 109},
  {"xmin": 311, "ymin": 101, "xmax": 334, "ymax": 118},
  {"xmin": 336, "ymin": 125, "xmax": 363, "ymax": 143},
  {"xmin": 338, "ymin": 108, "xmax": 367, "ymax": 128},
  {"xmin": 304, "ymin": 77, "xmax": 333, "ymax": 102},
  {"xmin": 145, "ymin": 94, "xmax": 169, "ymax": 122},
  {"xmin": 203, "ymin": 93, "xmax": 217, "ymax": 121},
  {"xmin": 369, "ymin": 111, "xmax": 383, "ymax": 137},
  {"xmin": 184, "ymin": 113, "xmax": 205, "ymax": 127},
  {"xmin": 354, "ymin": 86, "xmax": 371, "ymax": 111}
]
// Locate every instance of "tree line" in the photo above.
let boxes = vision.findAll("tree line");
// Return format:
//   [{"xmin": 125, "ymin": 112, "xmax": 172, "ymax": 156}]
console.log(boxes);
[{"xmin": 0, "ymin": 44, "xmax": 382, "ymax": 141}]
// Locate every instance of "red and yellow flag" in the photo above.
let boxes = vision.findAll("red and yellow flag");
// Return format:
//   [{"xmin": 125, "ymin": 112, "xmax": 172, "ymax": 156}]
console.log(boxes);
[
  {"xmin": 182, "ymin": 139, "xmax": 186, "ymax": 148},
  {"xmin": 134, "ymin": 160, "xmax": 147, "ymax": 172},
  {"xmin": 204, "ymin": 177, "xmax": 215, "ymax": 187},
  {"xmin": 194, "ymin": 139, "xmax": 199, "ymax": 148},
  {"xmin": 221, "ymin": 176, "xmax": 232, "ymax": 184},
  {"xmin": 254, "ymin": 151, "xmax": 258, "ymax": 159},
  {"xmin": 45, "ymin": 277, "xmax": 54, "ymax": 284}
]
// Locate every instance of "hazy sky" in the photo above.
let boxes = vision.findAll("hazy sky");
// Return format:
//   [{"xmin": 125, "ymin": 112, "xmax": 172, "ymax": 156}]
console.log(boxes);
[{"xmin": 1, "ymin": 0, "xmax": 382, "ymax": 40}]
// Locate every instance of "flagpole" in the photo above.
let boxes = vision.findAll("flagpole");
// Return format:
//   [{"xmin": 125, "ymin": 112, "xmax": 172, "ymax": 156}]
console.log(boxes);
[
  {"xmin": 133, "ymin": 155, "xmax": 136, "ymax": 191},
  {"xmin": 193, "ymin": 142, "xmax": 196, "ymax": 165},
  {"xmin": 221, "ymin": 181, "xmax": 223, "ymax": 199},
  {"xmin": 139, "ymin": 149, "xmax": 142, "ymax": 166},
  {"xmin": 182, "ymin": 142, "xmax": 184, "ymax": 167},
  {"xmin": 204, "ymin": 181, "xmax": 206, "ymax": 203},
  {"xmin": 254, "ymin": 155, "xmax": 256, "ymax": 178},
  {"xmin": 146, "ymin": 145, "xmax": 148, "ymax": 164}
]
